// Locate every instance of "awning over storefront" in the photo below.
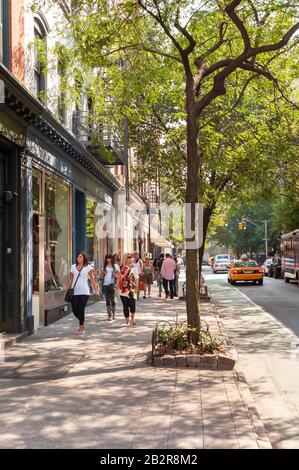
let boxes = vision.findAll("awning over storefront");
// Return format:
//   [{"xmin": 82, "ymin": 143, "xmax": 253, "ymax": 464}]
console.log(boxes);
[{"xmin": 150, "ymin": 227, "xmax": 173, "ymax": 248}]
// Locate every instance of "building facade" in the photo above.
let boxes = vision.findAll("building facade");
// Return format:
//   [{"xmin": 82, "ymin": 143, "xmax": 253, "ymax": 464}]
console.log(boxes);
[
  {"xmin": 0, "ymin": 0, "xmax": 168, "ymax": 335},
  {"xmin": 0, "ymin": 0, "xmax": 122, "ymax": 334}
]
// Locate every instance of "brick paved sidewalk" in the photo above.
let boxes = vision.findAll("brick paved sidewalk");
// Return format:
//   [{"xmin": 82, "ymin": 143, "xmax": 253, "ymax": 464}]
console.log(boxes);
[{"xmin": 0, "ymin": 286, "xmax": 270, "ymax": 449}]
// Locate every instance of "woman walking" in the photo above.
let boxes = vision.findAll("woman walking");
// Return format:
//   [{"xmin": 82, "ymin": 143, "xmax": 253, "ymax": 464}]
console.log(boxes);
[
  {"xmin": 65, "ymin": 251, "xmax": 99, "ymax": 335},
  {"xmin": 142, "ymin": 257, "xmax": 154, "ymax": 298},
  {"xmin": 116, "ymin": 253, "xmax": 139, "ymax": 326},
  {"xmin": 101, "ymin": 254, "xmax": 119, "ymax": 321}
]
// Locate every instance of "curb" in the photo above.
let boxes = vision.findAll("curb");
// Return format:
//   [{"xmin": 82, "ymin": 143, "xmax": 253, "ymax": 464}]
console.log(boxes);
[
  {"xmin": 0, "ymin": 331, "xmax": 29, "ymax": 350},
  {"xmin": 211, "ymin": 300, "xmax": 272, "ymax": 449},
  {"xmin": 234, "ymin": 368, "xmax": 272, "ymax": 449}
]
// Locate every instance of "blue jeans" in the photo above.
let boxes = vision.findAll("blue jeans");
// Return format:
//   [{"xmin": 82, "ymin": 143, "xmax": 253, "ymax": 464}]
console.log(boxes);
[{"xmin": 103, "ymin": 284, "xmax": 116, "ymax": 307}]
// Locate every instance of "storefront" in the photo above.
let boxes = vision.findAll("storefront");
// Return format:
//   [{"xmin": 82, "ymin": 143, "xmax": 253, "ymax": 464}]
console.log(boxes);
[
  {"xmin": 26, "ymin": 112, "xmax": 119, "ymax": 330},
  {"xmin": 0, "ymin": 64, "xmax": 43, "ymax": 334},
  {"xmin": 1, "ymin": 65, "xmax": 120, "ymax": 334}
]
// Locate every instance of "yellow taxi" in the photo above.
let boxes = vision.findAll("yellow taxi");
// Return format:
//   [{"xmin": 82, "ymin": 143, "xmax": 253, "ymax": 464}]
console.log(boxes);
[{"xmin": 228, "ymin": 260, "xmax": 263, "ymax": 285}]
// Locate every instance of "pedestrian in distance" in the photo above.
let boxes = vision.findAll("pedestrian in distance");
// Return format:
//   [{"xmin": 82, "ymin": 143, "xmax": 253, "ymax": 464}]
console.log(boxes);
[
  {"xmin": 65, "ymin": 251, "xmax": 100, "ymax": 335},
  {"xmin": 132, "ymin": 252, "xmax": 143, "ymax": 300},
  {"xmin": 153, "ymin": 258, "xmax": 159, "ymax": 281},
  {"xmin": 174, "ymin": 256, "xmax": 181, "ymax": 297},
  {"xmin": 160, "ymin": 253, "xmax": 177, "ymax": 299},
  {"xmin": 101, "ymin": 254, "xmax": 120, "ymax": 321},
  {"xmin": 156, "ymin": 253, "xmax": 165, "ymax": 297},
  {"xmin": 113, "ymin": 253, "xmax": 121, "ymax": 265},
  {"xmin": 142, "ymin": 257, "xmax": 154, "ymax": 298},
  {"xmin": 116, "ymin": 253, "xmax": 139, "ymax": 326}
]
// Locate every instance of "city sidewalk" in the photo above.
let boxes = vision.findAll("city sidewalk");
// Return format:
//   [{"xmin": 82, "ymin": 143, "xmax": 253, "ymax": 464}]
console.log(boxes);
[{"xmin": 0, "ymin": 286, "xmax": 270, "ymax": 449}]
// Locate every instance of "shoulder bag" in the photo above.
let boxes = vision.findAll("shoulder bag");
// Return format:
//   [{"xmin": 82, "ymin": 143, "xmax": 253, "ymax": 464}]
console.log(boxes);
[{"xmin": 64, "ymin": 268, "xmax": 82, "ymax": 302}]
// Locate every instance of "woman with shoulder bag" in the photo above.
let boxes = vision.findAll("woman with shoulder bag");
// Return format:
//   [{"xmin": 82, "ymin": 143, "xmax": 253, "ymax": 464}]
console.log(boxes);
[
  {"xmin": 116, "ymin": 253, "xmax": 139, "ymax": 326},
  {"xmin": 65, "ymin": 251, "xmax": 99, "ymax": 335}
]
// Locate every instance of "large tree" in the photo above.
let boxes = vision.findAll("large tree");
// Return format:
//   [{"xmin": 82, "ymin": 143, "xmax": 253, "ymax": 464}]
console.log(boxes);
[{"xmin": 36, "ymin": 0, "xmax": 299, "ymax": 330}]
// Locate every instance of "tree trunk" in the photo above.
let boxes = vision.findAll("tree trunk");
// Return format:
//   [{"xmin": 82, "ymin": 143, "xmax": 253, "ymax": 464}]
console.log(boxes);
[{"xmin": 185, "ymin": 81, "xmax": 200, "ymax": 330}]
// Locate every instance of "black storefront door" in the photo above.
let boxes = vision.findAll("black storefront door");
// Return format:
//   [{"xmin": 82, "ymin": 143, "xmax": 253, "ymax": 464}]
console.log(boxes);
[
  {"xmin": 0, "ymin": 151, "xmax": 4, "ymax": 330},
  {"xmin": 0, "ymin": 145, "xmax": 21, "ymax": 332}
]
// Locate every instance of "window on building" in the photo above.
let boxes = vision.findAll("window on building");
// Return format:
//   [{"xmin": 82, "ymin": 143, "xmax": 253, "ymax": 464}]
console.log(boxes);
[
  {"xmin": 86, "ymin": 198, "xmax": 109, "ymax": 278},
  {"xmin": 0, "ymin": 0, "xmax": 9, "ymax": 67},
  {"xmin": 32, "ymin": 169, "xmax": 41, "ymax": 294},
  {"xmin": 34, "ymin": 16, "xmax": 47, "ymax": 102}
]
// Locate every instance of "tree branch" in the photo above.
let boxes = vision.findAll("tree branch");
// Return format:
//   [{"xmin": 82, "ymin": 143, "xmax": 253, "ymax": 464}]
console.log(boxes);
[
  {"xmin": 238, "ymin": 62, "xmax": 275, "ymax": 81},
  {"xmin": 252, "ymin": 23, "xmax": 299, "ymax": 55},
  {"xmin": 202, "ymin": 59, "xmax": 233, "ymax": 78},
  {"xmin": 200, "ymin": 22, "xmax": 228, "ymax": 59},
  {"xmin": 225, "ymin": 0, "xmax": 251, "ymax": 51},
  {"xmin": 101, "ymin": 44, "xmax": 182, "ymax": 63},
  {"xmin": 196, "ymin": 20, "xmax": 299, "ymax": 115},
  {"xmin": 138, "ymin": 0, "xmax": 184, "ymax": 55},
  {"xmin": 248, "ymin": 0, "xmax": 260, "ymax": 25},
  {"xmin": 174, "ymin": 21, "xmax": 196, "ymax": 55}
]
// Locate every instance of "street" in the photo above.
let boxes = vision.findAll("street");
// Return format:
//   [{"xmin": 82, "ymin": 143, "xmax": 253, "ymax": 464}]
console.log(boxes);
[{"xmin": 204, "ymin": 266, "xmax": 299, "ymax": 448}]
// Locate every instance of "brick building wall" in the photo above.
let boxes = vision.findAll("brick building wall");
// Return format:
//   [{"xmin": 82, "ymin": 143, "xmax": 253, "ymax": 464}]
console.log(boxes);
[{"xmin": 9, "ymin": 0, "xmax": 25, "ymax": 82}]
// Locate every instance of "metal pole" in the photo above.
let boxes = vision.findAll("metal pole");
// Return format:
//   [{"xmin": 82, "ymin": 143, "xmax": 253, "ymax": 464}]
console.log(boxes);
[{"xmin": 264, "ymin": 220, "xmax": 268, "ymax": 257}]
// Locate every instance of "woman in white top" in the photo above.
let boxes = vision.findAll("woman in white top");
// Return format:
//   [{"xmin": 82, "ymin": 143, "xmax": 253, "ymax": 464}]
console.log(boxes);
[
  {"xmin": 65, "ymin": 251, "xmax": 99, "ymax": 335},
  {"xmin": 101, "ymin": 254, "xmax": 120, "ymax": 321}
]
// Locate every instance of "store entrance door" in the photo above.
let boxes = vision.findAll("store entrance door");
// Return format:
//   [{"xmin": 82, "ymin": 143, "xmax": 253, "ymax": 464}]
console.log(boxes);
[
  {"xmin": 0, "ymin": 151, "xmax": 4, "ymax": 331},
  {"xmin": 0, "ymin": 143, "xmax": 21, "ymax": 333}
]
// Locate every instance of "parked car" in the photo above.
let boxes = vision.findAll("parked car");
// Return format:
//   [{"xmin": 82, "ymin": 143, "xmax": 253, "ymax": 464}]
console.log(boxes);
[
  {"xmin": 202, "ymin": 259, "xmax": 209, "ymax": 266},
  {"xmin": 228, "ymin": 260, "xmax": 263, "ymax": 285}
]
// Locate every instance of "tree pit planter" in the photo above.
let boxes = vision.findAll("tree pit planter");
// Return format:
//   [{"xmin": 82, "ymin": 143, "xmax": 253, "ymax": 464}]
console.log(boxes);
[
  {"xmin": 147, "ymin": 350, "xmax": 236, "ymax": 370},
  {"xmin": 147, "ymin": 320, "xmax": 237, "ymax": 370}
]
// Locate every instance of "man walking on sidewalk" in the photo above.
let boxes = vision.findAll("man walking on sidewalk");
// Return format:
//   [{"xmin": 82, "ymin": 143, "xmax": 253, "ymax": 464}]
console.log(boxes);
[
  {"xmin": 156, "ymin": 253, "xmax": 165, "ymax": 297},
  {"xmin": 160, "ymin": 253, "xmax": 176, "ymax": 299}
]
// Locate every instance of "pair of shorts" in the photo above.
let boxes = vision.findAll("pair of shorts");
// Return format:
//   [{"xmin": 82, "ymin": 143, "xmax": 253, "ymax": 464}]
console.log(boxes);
[{"xmin": 143, "ymin": 273, "xmax": 153, "ymax": 285}]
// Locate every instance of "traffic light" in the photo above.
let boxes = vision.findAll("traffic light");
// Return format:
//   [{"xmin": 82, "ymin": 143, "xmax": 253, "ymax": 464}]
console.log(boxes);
[{"xmin": 238, "ymin": 221, "xmax": 247, "ymax": 230}]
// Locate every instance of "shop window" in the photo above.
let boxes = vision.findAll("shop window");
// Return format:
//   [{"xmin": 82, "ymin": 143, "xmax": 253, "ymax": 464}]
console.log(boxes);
[
  {"xmin": 34, "ymin": 15, "xmax": 48, "ymax": 102},
  {"xmin": 86, "ymin": 197, "xmax": 96, "ymax": 267},
  {"xmin": 86, "ymin": 198, "xmax": 109, "ymax": 278},
  {"xmin": 45, "ymin": 175, "xmax": 70, "ymax": 291}
]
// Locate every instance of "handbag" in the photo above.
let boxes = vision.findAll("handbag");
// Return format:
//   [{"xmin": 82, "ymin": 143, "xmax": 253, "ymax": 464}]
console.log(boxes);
[{"xmin": 64, "ymin": 268, "xmax": 82, "ymax": 302}]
